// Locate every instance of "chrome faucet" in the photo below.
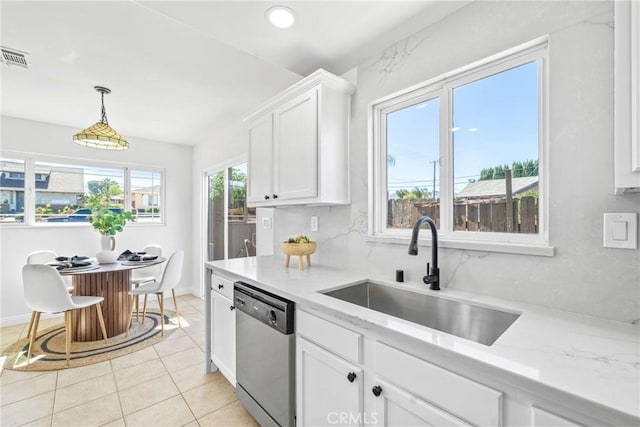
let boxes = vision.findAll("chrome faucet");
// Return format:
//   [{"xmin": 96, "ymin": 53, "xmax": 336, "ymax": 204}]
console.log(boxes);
[{"xmin": 408, "ymin": 216, "xmax": 440, "ymax": 290}]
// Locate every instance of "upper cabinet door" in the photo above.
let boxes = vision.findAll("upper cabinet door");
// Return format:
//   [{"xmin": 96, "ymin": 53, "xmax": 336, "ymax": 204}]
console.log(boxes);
[
  {"xmin": 244, "ymin": 69, "xmax": 354, "ymax": 207},
  {"xmin": 247, "ymin": 114, "xmax": 274, "ymax": 204},
  {"xmin": 273, "ymin": 88, "xmax": 319, "ymax": 201}
]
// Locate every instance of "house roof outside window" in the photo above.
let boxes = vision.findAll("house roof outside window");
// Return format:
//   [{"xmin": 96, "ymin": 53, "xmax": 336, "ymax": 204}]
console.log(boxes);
[{"xmin": 456, "ymin": 176, "xmax": 538, "ymax": 199}]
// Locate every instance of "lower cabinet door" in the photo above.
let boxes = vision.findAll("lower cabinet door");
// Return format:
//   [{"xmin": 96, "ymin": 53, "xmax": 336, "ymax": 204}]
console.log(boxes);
[
  {"xmin": 371, "ymin": 379, "xmax": 471, "ymax": 427},
  {"xmin": 212, "ymin": 291, "xmax": 236, "ymax": 385},
  {"xmin": 297, "ymin": 337, "xmax": 363, "ymax": 427}
]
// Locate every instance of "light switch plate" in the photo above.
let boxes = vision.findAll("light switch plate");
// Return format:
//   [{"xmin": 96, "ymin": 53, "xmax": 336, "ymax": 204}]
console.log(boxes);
[
  {"xmin": 310, "ymin": 215, "xmax": 319, "ymax": 232},
  {"xmin": 603, "ymin": 212, "xmax": 638, "ymax": 249},
  {"xmin": 262, "ymin": 216, "xmax": 272, "ymax": 230}
]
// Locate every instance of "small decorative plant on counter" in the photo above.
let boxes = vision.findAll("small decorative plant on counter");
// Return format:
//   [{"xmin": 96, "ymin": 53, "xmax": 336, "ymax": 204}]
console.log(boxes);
[{"xmin": 282, "ymin": 235, "xmax": 317, "ymax": 270}]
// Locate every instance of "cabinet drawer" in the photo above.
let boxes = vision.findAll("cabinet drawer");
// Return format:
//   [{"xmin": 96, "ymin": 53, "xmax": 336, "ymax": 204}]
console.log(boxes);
[
  {"xmin": 297, "ymin": 310, "xmax": 362, "ymax": 363},
  {"xmin": 211, "ymin": 274, "xmax": 234, "ymax": 300},
  {"xmin": 532, "ymin": 406, "xmax": 584, "ymax": 427},
  {"xmin": 375, "ymin": 342, "xmax": 502, "ymax": 426}
]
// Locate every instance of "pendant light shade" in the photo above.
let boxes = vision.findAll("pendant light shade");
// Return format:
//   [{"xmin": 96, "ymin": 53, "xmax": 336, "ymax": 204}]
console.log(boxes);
[{"xmin": 73, "ymin": 86, "xmax": 128, "ymax": 150}]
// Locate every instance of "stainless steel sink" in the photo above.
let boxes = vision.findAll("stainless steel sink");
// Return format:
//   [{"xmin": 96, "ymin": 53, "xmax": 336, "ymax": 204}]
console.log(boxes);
[{"xmin": 322, "ymin": 281, "xmax": 520, "ymax": 346}]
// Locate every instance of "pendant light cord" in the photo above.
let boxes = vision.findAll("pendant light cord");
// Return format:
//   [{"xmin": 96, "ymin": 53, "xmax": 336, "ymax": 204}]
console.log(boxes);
[{"xmin": 100, "ymin": 91, "xmax": 109, "ymax": 125}]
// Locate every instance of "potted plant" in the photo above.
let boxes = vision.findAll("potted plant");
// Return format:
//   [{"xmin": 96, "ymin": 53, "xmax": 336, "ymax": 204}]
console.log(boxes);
[{"xmin": 87, "ymin": 198, "xmax": 134, "ymax": 263}]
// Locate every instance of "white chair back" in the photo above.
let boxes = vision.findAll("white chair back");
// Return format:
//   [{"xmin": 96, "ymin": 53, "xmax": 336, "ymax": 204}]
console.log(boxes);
[
  {"xmin": 156, "ymin": 250, "xmax": 184, "ymax": 293},
  {"xmin": 22, "ymin": 264, "xmax": 75, "ymax": 313},
  {"xmin": 143, "ymin": 244, "xmax": 162, "ymax": 275},
  {"xmin": 26, "ymin": 250, "xmax": 57, "ymax": 265}
]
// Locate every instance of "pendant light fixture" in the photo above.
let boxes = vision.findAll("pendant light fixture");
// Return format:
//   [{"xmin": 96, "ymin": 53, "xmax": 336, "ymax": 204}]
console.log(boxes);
[{"xmin": 73, "ymin": 86, "xmax": 128, "ymax": 150}]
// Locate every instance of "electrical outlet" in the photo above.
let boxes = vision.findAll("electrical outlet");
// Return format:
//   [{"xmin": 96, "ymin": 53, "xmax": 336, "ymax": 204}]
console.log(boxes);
[{"xmin": 310, "ymin": 215, "xmax": 319, "ymax": 232}]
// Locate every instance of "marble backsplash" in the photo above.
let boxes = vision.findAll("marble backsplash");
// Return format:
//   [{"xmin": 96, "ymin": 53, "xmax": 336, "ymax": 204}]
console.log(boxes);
[{"xmin": 269, "ymin": 1, "xmax": 640, "ymax": 324}]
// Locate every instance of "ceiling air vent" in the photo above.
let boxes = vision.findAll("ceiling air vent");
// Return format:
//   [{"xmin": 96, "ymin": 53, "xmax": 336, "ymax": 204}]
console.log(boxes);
[{"xmin": 0, "ymin": 46, "xmax": 29, "ymax": 68}]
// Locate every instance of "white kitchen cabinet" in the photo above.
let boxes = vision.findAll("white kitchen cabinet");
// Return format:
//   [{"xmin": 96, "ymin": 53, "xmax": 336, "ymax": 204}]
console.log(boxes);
[
  {"xmin": 297, "ymin": 337, "xmax": 363, "ymax": 427},
  {"xmin": 210, "ymin": 274, "xmax": 235, "ymax": 385},
  {"xmin": 371, "ymin": 378, "xmax": 471, "ymax": 427},
  {"xmin": 244, "ymin": 69, "xmax": 355, "ymax": 207},
  {"xmin": 296, "ymin": 310, "xmax": 499, "ymax": 427},
  {"xmin": 246, "ymin": 114, "xmax": 273, "ymax": 205},
  {"xmin": 614, "ymin": 0, "xmax": 640, "ymax": 193},
  {"xmin": 374, "ymin": 341, "xmax": 502, "ymax": 426}
]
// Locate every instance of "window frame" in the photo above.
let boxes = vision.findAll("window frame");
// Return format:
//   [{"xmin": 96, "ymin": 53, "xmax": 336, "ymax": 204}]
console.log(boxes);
[
  {"xmin": 368, "ymin": 37, "xmax": 553, "ymax": 256},
  {"xmin": 0, "ymin": 151, "xmax": 165, "ymax": 227}
]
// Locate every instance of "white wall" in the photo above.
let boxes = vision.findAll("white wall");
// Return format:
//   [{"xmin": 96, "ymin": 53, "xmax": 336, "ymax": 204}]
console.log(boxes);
[
  {"xmin": 190, "ymin": 69, "xmax": 300, "ymax": 297},
  {"xmin": 271, "ymin": 1, "xmax": 640, "ymax": 323},
  {"xmin": 0, "ymin": 116, "xmax": 193, "ymax": 326}
]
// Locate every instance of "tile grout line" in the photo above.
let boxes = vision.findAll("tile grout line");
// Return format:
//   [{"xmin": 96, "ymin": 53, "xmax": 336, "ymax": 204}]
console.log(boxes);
[
  {"xmin": 49, "ymin": 369, "xmax": 59, "ymax": 426},
  {"xmin": 160, "ymin": 345, "xmax": 200, "ymax": 425},
  {"xmin": 109, "ymin": 359, "xmax": 127, "ymax": 427}
]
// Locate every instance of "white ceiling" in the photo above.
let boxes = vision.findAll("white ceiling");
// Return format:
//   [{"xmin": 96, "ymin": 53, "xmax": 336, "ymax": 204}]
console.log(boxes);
[{"xmin": 0, "ymin": 1, "xmax": 468, "ymax": 146}]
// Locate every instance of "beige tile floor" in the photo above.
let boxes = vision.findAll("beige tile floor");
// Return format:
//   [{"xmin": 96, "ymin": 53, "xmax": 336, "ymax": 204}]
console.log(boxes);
[{"xmin": 0, "ymin": 294, "xmax": 258, "ymax": 427}]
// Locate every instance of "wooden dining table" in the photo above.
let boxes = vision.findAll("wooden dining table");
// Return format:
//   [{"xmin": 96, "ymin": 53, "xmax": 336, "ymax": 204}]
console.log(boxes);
[{"xmin": 59, "ymin": 258, "xmax": 165, "ymax": 342}]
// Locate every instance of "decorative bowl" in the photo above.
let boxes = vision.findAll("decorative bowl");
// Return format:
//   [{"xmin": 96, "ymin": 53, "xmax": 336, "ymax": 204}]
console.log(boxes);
[{"xmin": 282, "ymin": 241, "xmax": 317, "ymax": 270}]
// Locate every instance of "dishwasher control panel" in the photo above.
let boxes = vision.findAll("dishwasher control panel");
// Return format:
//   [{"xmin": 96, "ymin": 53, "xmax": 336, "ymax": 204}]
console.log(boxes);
[{"xmin": 233, "ymin": 281, "xmax": 294, "ymax": 334}]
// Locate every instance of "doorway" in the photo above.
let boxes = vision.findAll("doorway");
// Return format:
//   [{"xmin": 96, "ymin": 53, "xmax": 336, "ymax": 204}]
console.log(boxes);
[{"xmin": 206, "ymin": 163, "xmax": 256, "ymax": 262}]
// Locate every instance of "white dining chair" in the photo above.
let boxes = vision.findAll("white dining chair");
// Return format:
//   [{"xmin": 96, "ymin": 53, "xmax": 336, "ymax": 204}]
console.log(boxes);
[
  {"xmin": 22, "ymin": 264, "xmax": 108, "ymax": 365},
  {"xmin": 25, "ymin": 250, "xmax": 74, "ymax": 340},
  {"xmin": 126, "ymin": 250, "xmax": 184, "ymax": 337},
  {"xmin": 129, "ymin": 244, "xmax": 162, "ymax": 322}
]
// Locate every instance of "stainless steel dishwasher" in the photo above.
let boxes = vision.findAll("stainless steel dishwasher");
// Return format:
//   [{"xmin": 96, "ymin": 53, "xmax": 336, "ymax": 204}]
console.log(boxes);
[{"xmin": 234, "ymin": 281, "xmax": 295, "ymax": 427}]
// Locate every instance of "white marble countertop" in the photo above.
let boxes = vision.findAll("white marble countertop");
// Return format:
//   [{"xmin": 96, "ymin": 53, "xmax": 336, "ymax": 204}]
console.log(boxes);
[{"xmin": 206, "ymin": 256, "xmax": 640, "ymax": 421}]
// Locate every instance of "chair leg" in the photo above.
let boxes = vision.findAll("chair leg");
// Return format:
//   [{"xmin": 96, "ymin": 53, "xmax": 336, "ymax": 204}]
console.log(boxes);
[
  {"xmin": 25, "ymin": 311, "xmax": 36, "ymax": 340},
  {"xmin": 26, "ymin": 312, "xmax": 40, "ymax": 363},
  {"xmin": 64, "ymin": 311, "xmax": 71, "ymax": 366},
  {"xmin": 135, "ymin": 294, "xmax": 139, "ymax": 322},
  {"xmin": 141, "ymin": 294, "xmax": 148, "ymax": 324},
  {"xmin": 157, "ymin": 292, "xmax": 164, "ymax": 336},
  {"xmin": 96, "ymin": 303, "xmax": 108, "ymax": 344},
  {"xmin": 171, "ymin": 289, "xmax": 181, "ymax": 328},
  {"xmin": 125, "ymin": 295, "xmax": 136, "ymax": 338}
]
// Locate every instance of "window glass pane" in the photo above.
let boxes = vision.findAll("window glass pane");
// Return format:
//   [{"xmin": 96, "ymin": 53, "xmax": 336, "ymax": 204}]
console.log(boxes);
[
  {"xmin": 452, "ymin": 61, "xmax": 539, "ymax": 234},
  {"xmin": 227, "ymin": 163, "xmax": 256, "ymax": 259},
  {"xmin": 207, "ymin": 171, "xmax": 225, "ymax": 261},
  {"xmin": 35, "ymin": 161, "xmax": 124, "ymax": 223},
  {"xmin": 386, "ymin": 97, "xmax": 440, "ymax": 229},
  {"xmin": 131, "ymin": 170, "xmax": 162, "ymax": 222},
  {"xmin": 0, "ymin": 158, "xmax": 25, "ymax": 223}
]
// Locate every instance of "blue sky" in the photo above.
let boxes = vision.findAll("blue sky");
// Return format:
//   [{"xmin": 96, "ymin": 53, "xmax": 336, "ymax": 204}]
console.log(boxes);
[{"xmin": 387, "ymin": 61, "xmax": 539, "ymax": 196}]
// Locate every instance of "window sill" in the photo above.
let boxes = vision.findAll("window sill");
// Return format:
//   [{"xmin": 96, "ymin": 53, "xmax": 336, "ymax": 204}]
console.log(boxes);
[{"xmin": 367, "ymin": 234, "xmax": 555, "ymax": 257}]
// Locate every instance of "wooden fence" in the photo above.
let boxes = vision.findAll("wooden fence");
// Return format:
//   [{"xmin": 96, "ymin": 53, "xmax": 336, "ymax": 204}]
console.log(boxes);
[{"xmin": 388, "ymin": 197, "xmax": 538, "ymax": 233}]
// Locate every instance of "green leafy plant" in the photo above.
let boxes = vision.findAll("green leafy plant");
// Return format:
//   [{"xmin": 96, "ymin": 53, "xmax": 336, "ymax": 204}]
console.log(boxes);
[
  {"xmin": 85, "ymin": 178, "xmax": 133, "ymax": 236},
  {"xmin": 286, "ymin": 235, "xmax": 311, "ymax": 243},
  {"xmin": 88, "ymin": 206, "xmax": 133, "ymax": 235}
]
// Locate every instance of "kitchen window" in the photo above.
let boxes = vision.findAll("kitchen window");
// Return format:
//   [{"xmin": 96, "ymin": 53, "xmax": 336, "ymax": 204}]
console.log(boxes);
[
  {"xmin": 369, "ymin": 38, "xmax": 551, "ymax": 255},
  {"xmin": 0, "ymin": 155, "xmax": 164, "ymax": 226}
]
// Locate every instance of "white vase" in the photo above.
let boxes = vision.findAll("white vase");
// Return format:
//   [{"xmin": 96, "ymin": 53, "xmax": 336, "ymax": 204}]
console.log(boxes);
[{"xmin": 96, "ymin": 235, "xmax": 117, "ymax": 264}]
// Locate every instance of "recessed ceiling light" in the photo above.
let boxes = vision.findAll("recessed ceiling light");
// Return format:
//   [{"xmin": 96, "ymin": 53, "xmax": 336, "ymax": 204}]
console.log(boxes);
[{"xmin": 265, "ymin": 5, "xmax": 295, "ymax": 29}]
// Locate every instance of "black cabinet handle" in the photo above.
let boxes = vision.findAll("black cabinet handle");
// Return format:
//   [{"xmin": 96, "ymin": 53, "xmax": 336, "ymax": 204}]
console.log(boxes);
[
  {"xmin": 347, "ymin": 372, "xmax": 357, "ymax": 383},
  {"xmin": 264, "ymin": 195, "xmax": 270, "ymax": 200},
  {"xmin": 230, "ymin": 306, "xmax": 235, "ymax": 311},
  {"xmin": 372, "ymin": 385, "xmax": 382, "ymax": 397},
  {"xmin": 272, "ymin": 194, "xmax": 278, "ymax": 199},
  {"xmin": 218, "ymin": 284, "xmax": 224, "ymax": 290}
]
